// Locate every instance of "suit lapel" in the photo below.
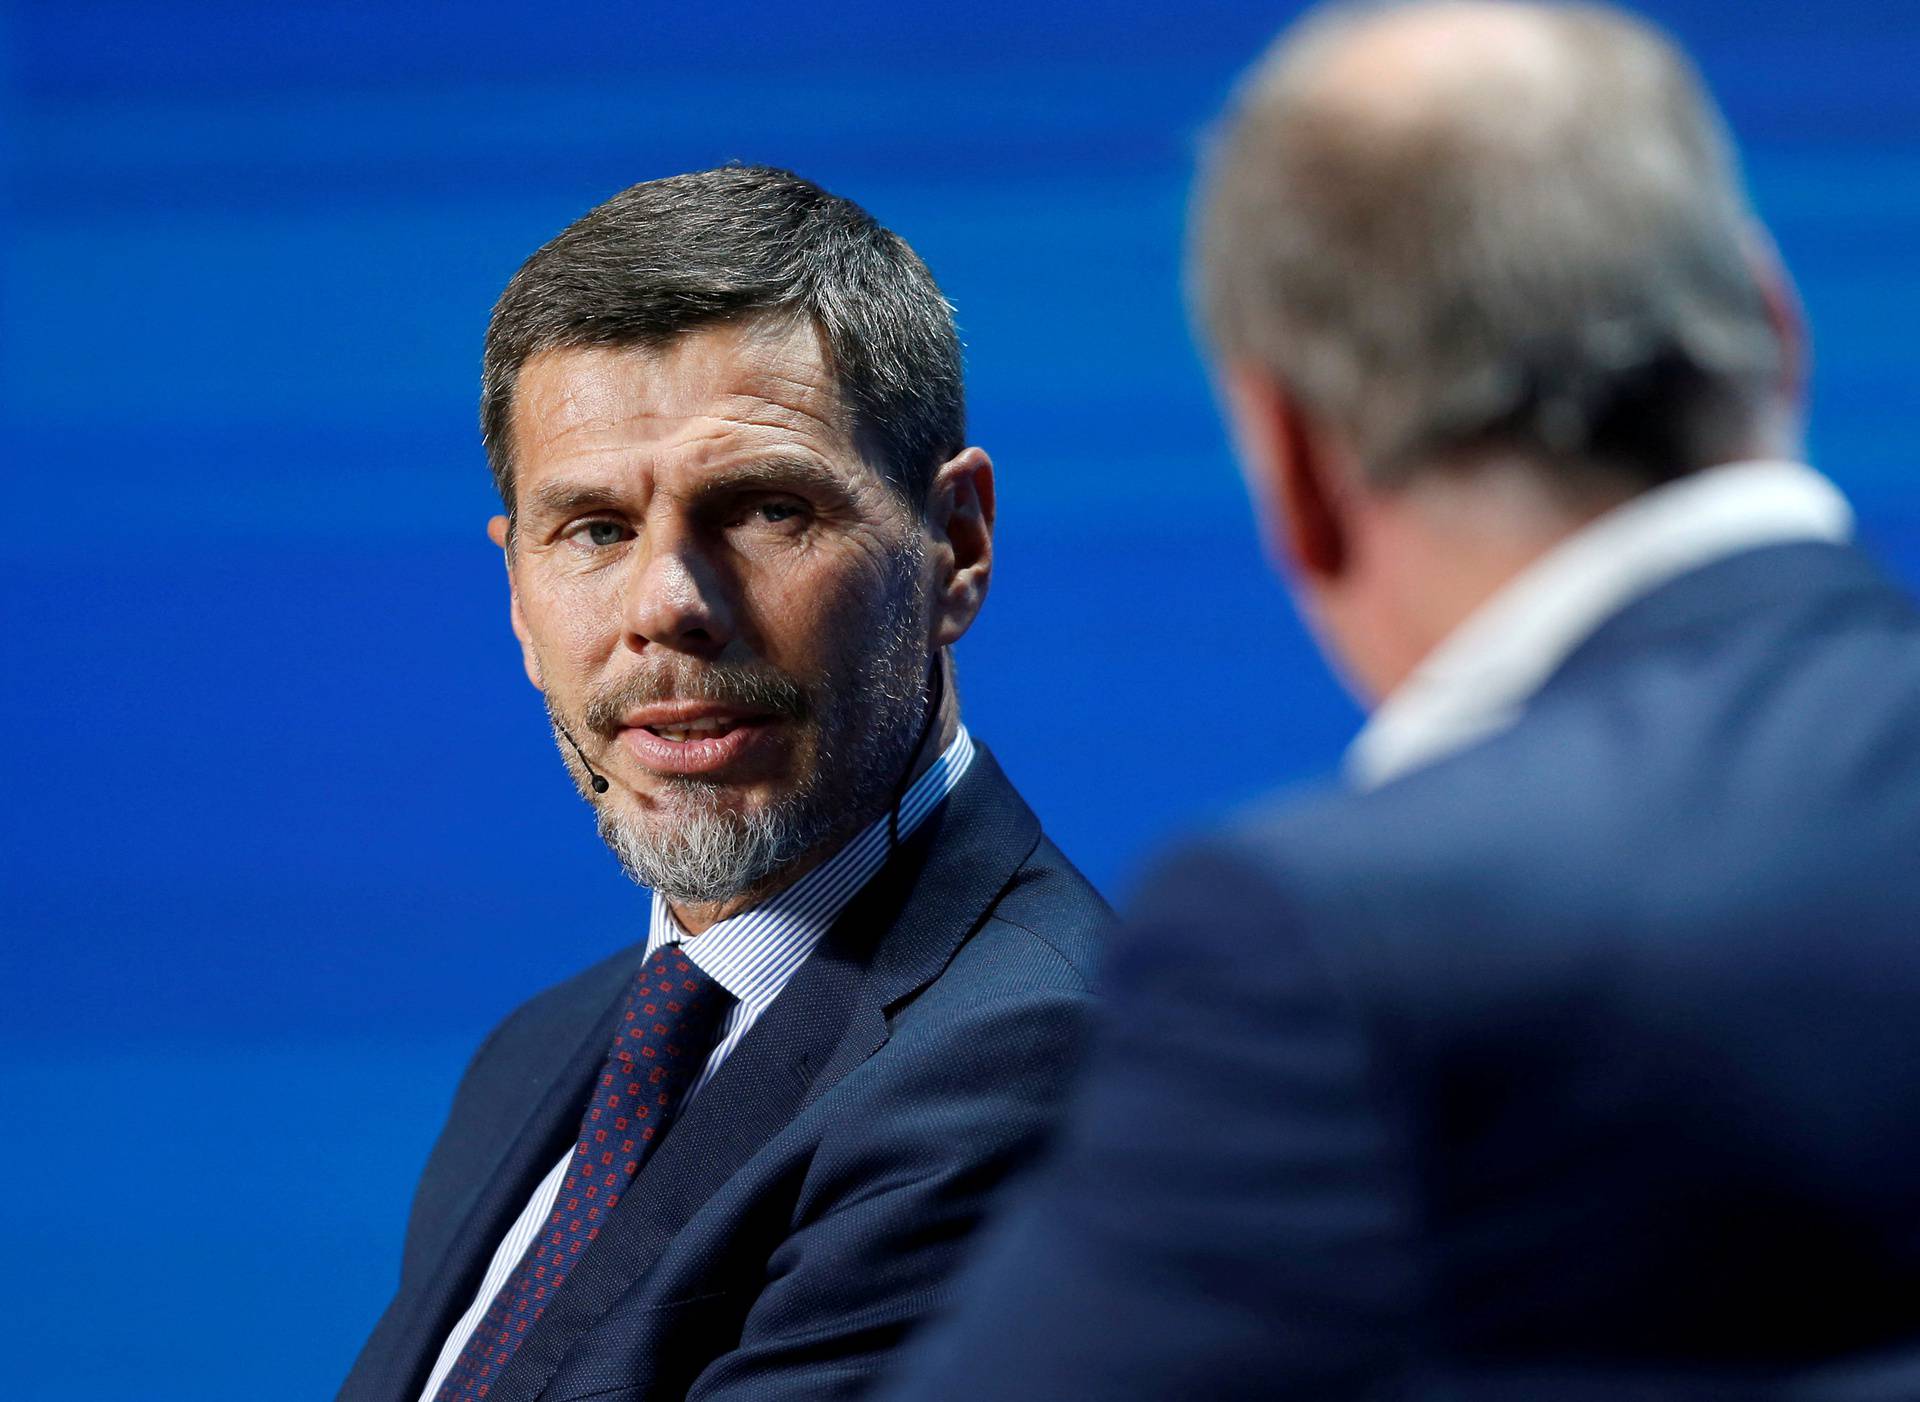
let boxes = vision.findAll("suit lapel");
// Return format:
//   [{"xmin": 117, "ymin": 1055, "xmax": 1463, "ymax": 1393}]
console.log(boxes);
[
  {"xmin": 384, "ymin": 964, "xmax": 637, "ymax": 1400},
  {"xmin": 488, "ymin": 745, "xmax": 1042, "ymax": 1402},
  {"xmin": 808, "ymin": 744, "xmax": 1044, "ymax": 1098}
]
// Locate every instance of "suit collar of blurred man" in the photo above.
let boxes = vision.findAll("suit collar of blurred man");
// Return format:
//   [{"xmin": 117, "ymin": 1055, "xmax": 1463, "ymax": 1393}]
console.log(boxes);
[{"xmin": 1347, "ymin": 458, "xmax": 1852, "ymax": 789}]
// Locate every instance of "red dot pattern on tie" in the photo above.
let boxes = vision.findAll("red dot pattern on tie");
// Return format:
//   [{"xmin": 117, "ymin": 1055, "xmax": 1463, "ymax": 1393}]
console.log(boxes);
[{"xmin": 434, "ymin": 946, "xmax": 732, "ymax": 1401}]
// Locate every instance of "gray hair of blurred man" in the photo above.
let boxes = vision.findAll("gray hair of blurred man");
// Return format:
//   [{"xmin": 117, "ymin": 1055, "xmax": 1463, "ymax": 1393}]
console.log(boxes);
[{"xmin": 1192, "ymin": 0, "xmax": 1794, "ymax": 497}]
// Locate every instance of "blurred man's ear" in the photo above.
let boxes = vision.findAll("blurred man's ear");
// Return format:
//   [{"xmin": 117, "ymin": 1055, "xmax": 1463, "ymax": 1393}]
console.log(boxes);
[
  {"xmin": 1744, "ymin": 223, "xmax": 1808, "ymax": 416},
  {"xmin": 1221, "ymin": 363, "xmax": 1349, "ymax": 585}
]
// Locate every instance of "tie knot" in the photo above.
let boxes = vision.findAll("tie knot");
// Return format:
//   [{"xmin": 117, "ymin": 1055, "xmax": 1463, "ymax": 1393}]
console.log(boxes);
[{"xmin": 628, "ymin": 945, "xmax": 733, "ymax": 1047}]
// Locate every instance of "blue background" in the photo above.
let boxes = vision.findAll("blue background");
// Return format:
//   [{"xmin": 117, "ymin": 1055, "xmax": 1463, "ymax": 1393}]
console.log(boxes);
[{"xmin": 2, "ymin": 2, "xmax": 1915, "ymax": 1396}]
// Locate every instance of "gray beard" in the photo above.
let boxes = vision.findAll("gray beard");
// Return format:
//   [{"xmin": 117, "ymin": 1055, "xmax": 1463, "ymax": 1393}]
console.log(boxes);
[
  {"xmin": 596, "ymin": 787, "xmax": 812, "ymax": 907},
  {"xmin": 563, "ymin": 539, "xmax": 932, "ymax": 907}
]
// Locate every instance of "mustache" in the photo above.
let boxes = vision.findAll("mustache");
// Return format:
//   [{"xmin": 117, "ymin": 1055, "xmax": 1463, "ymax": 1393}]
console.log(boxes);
[{"xmin": 581, "ymin": 660, "xmax": 812, "ymax": 735}]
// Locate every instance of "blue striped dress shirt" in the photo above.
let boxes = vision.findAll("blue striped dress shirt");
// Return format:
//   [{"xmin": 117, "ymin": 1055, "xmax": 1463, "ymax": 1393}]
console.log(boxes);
[{"xmin": 417, "ymin": 726, "xmax": 977, "ymax": 1401}]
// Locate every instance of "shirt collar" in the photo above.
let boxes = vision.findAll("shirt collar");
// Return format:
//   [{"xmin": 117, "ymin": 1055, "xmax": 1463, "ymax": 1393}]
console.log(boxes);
[
  {"xmin": 1346, "ymin": 460, "xmax": 1853, "ymax": 792},
  {"xmin": 645, "ymin": 724, "xmax": 977, "ymax": 1013}
]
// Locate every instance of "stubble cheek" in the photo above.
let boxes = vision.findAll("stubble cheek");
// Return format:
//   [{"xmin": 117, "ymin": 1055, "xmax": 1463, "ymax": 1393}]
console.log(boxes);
[
  {"xmin": 745, "ymin": 522, "xmax": 891, "ymax": 667},
  {"xmin": 749, "ymin": 537, "xmax": 911, "ymax": 775},
  {"xmin": 522, "ymin": 568, "xmax": 627, "ymax": 695}
]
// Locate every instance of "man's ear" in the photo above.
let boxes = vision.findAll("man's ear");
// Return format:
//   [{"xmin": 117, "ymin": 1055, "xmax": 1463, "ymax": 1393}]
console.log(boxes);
[
  {"xmin": 1745, "ymin": 222, "xmax": 1808, "ymax": 412},
  {"xmin": 923, "ymin": 447, "xmax": 995, "ymax": 649},
  {"xmin": 488, "ymin": 514, "xmax": 544, "ymax": 692},
  {"xmin": 1220, "ymin": 363, "xmax": 1348, "ymax": 584}
]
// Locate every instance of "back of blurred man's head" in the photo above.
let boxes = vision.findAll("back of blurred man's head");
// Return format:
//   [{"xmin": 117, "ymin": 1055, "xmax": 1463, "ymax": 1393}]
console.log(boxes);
[{"xmin": 1192, "ymin": 0, "xmax": 1800, "ymax": 699}]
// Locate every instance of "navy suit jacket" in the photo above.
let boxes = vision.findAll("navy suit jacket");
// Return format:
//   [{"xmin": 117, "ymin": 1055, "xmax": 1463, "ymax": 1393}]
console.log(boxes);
[
  {"xmin": 340, "ymin": 746, "xmax": 1110, "ymax": 1402},
  {"xmin": 883, "ymin": 543, "xmax": 1920, "ymax": 1401}
]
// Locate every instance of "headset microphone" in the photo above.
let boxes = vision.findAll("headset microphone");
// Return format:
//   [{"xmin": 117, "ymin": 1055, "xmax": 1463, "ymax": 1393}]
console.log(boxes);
[{"xmin": 556, "ymin": 721, "xmax": 611, "ymax": 794}]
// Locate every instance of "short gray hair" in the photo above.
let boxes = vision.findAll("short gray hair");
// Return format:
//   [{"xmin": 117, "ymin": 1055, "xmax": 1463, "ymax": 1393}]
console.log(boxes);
[
  {"xmin": 1194, "ymin": 0, "xmax": 1785, "ymax": 491},
  {"xmin": 482, "ymin": 164, "xmax": 965, "ymax": 516}
]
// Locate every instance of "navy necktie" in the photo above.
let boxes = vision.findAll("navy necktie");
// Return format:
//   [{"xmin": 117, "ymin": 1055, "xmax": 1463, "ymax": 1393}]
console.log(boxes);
[{"xmin": 435, "ymin": 944, "xmax": 734, "ymax": 1401}]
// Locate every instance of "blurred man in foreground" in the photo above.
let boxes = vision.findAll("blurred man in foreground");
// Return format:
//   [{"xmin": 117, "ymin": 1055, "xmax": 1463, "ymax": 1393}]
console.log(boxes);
[
  {"xmin": 339, "ymin": 166, "xmax": 1109, "ymax": 1402},
  {"xmin": 880, "ymin": 3, "xmax": 1920, "ymax": 1397}
]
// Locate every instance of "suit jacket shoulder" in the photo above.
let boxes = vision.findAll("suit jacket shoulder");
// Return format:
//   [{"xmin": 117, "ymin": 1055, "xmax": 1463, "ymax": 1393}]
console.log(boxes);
[
  {"xmin": 1133, "ymin": 540, "xmax": 1920, "ymax": 1371},
  {"xmin": 877, "ymin": 542, "xmax": 1920, "ymax": 1402},
  {"xmin": 1198, "ymin": 542, "xmax": 1920, "ymax": 1032}
]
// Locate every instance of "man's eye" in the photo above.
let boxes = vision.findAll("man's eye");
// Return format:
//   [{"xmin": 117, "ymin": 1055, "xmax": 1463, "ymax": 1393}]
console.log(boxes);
[
  {"xmin": 751, "ymin": 500, "xmax": 806, "ymax": 526},
  {"xmin": 569, "ymin": 519, "xmax": 632, "ymax": 547}
]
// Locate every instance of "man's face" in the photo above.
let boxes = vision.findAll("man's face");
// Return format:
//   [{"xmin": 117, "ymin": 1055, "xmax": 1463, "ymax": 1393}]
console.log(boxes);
[{"xmin": 492, "ymin": 316, "xmax": 937, "ymax": 909}]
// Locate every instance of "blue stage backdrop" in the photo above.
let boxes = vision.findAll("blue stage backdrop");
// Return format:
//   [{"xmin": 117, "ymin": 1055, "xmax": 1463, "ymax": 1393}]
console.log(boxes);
[{"xmin": 2, "ymin": 2, "xmax": 1916, "ymax": 1396}]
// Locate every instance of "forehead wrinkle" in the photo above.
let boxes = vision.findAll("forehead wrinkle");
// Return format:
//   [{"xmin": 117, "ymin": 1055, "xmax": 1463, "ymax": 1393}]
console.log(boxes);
[
  {"xmin": 708, "ymin": 360, "xmax": 853, "ymax": 437},
  {"xmin": 526, "ymin": 400, "xmax": 820, "ymax": 477},
  {"xmin": 510, "ymin": 321, "xmax": 867, "ymax": 504},
  {"xmin": 526, "ymin": 373, "xmax": 845, "ymax": 452},
  {"xmin": 522, "ymin": 429, "xmax": 867, "ymax": 521}
]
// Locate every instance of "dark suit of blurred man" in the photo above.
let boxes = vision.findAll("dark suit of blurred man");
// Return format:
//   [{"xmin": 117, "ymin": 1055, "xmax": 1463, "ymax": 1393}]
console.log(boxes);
[{"xmin": 879, "ymin": 4, "xmax": 1920, "ymax": 1399}]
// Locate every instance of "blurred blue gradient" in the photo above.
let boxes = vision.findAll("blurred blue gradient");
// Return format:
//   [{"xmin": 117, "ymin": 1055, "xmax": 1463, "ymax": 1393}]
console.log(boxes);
[{"xmin": 2, "ymin": 2, "xmax": 1916, "ymax": 1397}]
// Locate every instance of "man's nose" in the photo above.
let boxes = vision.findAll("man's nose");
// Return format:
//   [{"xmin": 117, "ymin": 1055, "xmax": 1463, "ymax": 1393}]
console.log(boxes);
[{"xmin": 621, "ymin": 529, "xmax": 736, "ymax": 657}]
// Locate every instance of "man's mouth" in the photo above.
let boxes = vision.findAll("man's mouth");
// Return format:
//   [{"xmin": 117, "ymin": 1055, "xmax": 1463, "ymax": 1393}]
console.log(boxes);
[
  {"xmin": 646, "ymin": 715, "xmax": 750, "ymax": 742},
  {"xmin": 625, "ymin": 702, "xmax": 776, "ymax": 740},
  {"xmin": 615, "ymin": 703, "xmax": 787, "ymax": 776}
]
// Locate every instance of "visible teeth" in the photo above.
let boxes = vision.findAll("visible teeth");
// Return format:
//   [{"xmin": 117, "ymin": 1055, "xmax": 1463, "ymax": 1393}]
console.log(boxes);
[{"xmin": 652, "ymin": 717, "xmax": 737, "ymax": 742}]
